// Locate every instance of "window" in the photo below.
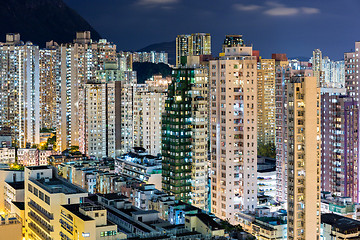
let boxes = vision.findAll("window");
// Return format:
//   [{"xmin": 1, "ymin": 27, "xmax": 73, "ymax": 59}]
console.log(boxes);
[
  {"xmin": 39, "ymin": 191, "xmax": 44, "ymax": 201},
  {"xmin": 45, "ymin": 195, "xmax": 50, "ymax": 205}
]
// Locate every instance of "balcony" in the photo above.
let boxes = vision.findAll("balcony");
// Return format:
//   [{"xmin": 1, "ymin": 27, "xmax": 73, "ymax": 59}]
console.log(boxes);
[
  {"xmin": 28, "ymin": 222, "xmax": 52, "ymax": 240},
  {"xmin": 28, "ymin": 201, "xmax": 53, "ymax": 221},
  {"xmin": 29, "ymin": 211, "xmax": 53, "ymax": 234}
]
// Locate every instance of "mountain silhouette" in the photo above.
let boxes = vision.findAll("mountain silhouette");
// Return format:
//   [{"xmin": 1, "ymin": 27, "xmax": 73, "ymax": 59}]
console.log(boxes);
[{"xmin": 0, "ymin": 0, "xmax": 101, "ymax": 46}]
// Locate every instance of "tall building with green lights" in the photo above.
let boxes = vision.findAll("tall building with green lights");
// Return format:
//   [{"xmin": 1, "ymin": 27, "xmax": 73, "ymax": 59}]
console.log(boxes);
[{"xmin": 162, "ymin": 63, "xmax": 209, "ymax": 210}]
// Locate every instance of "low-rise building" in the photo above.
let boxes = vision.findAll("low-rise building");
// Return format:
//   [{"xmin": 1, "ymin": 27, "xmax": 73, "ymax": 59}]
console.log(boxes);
[
  {"xmin": 0, "ymin": 147, "xmax": 16, "ymax": 164},
  {"xmin": 87, "ymin": 193, "xmax": 205, "ymax": 240},
  {"xmin": 17, "ymin": 148, "xmax": 55, "ymax": 166},
  {"xmin": 321, "ymin": 193, "xmax": 360, "ymax": 220},
  {"xmin": 257, "ymin": 156, "xmax": 276, "ymax": 198},
  {"xmin": 0, "ymin": 213, "xmax": 22, "ymax": 240},
  {"xmin": 235, "ymin": 207, "xmax": 287, "ymax": 239},
  {"xmin": 4, "ymin": 181, "xmax": 24, "ymax": 213},
  {"xmin": 321, "ymin": 213, "xmax": 360, "ymax": 239},
  {"xmin": 115, "ymin": 148, "xmax": 162, "ymax": 190},
  {"xmin": 168, "ymin": 201, "xmax": 201, "ymax": 225},
  {"xmin": 60, "ymin": 203, "xmax": 120, "ymax": 240},
  {"xmin": 184, "ymin": 213, "xmax": 225, "ymax": 237},
  {"xmin": 0, "ymin": 169, "xmax": 24, "ymax": 212},
  {"xmin": 252, "ymin": 217, "xmax": 287, "ymax": 240},
  {"xmin": 25, "ymin": 165, "xmax": 89, "ymax": 240}
]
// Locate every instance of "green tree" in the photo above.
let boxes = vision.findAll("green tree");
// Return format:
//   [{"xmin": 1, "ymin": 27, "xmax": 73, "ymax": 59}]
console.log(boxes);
[
  {"xmin": 70, "ymin": 145, "xmax": 79, "ymax": 153},
  {"xmin": 258, "ymin": 143, "xmax": 276, "ymax": 158}
]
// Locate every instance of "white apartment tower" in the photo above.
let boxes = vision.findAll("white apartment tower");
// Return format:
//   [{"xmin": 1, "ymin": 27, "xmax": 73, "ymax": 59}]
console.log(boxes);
[
  {"xmin": 85, "ymin": 62, "xmax": 136, "ymax": 158},
  {"xmin": 210, "ymin": 39, "xmax": 257, "ymax": 223},
  {"xmin": 134, "ymin": 84, "xmax": 166, "ymax": 155},
  {"xmin": 39, "ymin": 41, "xmax": 60, "ymax": 130},
  {"xmin": 0, "ymin": 33, "xmax": 40, "ymax": 148},
  {"xmin": 57, "ymin": 32, "xmax": 116, "ymax": 152}
]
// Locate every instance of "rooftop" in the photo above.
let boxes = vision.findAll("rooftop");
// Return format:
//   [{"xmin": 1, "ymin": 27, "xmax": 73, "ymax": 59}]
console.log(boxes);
[
  {"xmin": 189, "ymin": 213, "xmax": 224, "ymax": 231},
  {"xmin": 255, "ymin": 217, "xmax": 287, "ymax": 226},
  {"xmin": 30, "ymin": 177, "xmax": 87, "ymax": 194},
  {"xmin": 61, "ymin": 204, "xmax": 94, "ymax": 221},
  {"xmin": 27, "ymin": 166, "xmax": 50, "ymax": 170},
  {"xmin": 6, "ymin": 181, "xmax": 24, "ymax": 190},
  {"xmin": 322, "ymin": 213, "xmax": 360, "ymax": 233},
  {"xmin": 98, "ymin": 193, "xmax": 128, "ymax": 201}
]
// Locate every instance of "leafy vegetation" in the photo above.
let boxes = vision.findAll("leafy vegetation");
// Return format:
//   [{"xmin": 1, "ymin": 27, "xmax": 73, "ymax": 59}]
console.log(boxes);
[
  {"xmin": 9, "ymin": 162, "xmax": 24, "ymax": 171},
  {"xmin": 258, "ymin": 143, "xmax": 276, "ymax": 158},
  {"xmin": 70, "ymin": 145, "xmax": 79, "ymax": 153},
  {"xmin": 40, "ymin": 127, "xmax": 55, "ymax": 133}
]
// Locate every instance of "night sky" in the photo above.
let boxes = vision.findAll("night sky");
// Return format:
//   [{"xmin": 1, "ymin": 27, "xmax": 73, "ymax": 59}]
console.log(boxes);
[{"xmin": 64, "ymin": 0, "xmax": 360, "ymax": 60}]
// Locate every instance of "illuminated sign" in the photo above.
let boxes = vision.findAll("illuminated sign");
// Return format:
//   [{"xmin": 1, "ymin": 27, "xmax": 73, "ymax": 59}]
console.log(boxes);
[{"xmin": 82, "ymin": 233, "xmax": 90, "ymax": 237}]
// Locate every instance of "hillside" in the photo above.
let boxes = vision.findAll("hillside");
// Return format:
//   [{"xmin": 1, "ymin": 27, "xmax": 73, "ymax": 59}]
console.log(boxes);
[
  {"xmin": 133, "ymin": 62, "xmax": 172, "ymax": 84},
  {"xmin": 0, "ymin": 0, "xmax": 101, "ymax": 46}
]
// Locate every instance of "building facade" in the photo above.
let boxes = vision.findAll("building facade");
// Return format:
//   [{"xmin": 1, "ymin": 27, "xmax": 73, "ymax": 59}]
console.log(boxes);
[
  {"xmin": 0, "ymin": 33, "xmax": 40, "ymax": 148},
  {"xmin": 257, "ymin": 58, "xmax": 276, "ymax": 146},
  {"xmin": 39, "ymin": 41, "xmax": 59, "ymax": 130},
  {"xmin": 210, "ymin": 40, "xmax": 258, "ymax": 223},
  {"xmin": 162, "ymin": 66, "xmax": 209, "ymax": 210},
  {"xmin": 285, "ymin": 75, "xmax": 321, "ymax": 240},
  {"xmin": 321, "ymin": 88, "xmax": 358, "ymax": 202},
  {"xmin": 57, "ymin": 32, "xmax": 117, "ymax": 152},
  {"xmin": 176, "ymin": 33, "xmax": 211, "ymax": 67},
  {"xmin": 134, "ymin": 84, "xmax": 166, "ymax": 155}
]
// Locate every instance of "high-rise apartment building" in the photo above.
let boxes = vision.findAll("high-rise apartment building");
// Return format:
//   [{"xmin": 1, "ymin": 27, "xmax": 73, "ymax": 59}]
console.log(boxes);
[
  {"xmin": 176, "ymin": 33, "xmax": 211, "ymax": 67},
  {"xmin": 275, "ymin": 57, "xmax": 312, "ymax": 203},
  {"xmin": 257, "ymin": 58, "xmax": 276, "ymax": 145},
  {"xmin": 210, "ymin": 38, "xmax": 257, "ymax": 223},
  {"xmin": 222, "ymin": 35, "xmax": 244, "ymax": 53},
  {"xmin": 162, "ymin": 63, "xmax": 209, "ymax": 210},
  {"xmin": 120, "ymin": 71, "xmax": 137, "ymax": 154},
  {"xmin": 321, "ymin": 88, "xmax": 358, "ymax": 202},
  {"xmin": 0, "ymin": 33, "xmax": 40, "ymax": 148},
  {"xmin": 284, "ymin": 74, "xmax": 321, "ymax": 240},
  {"xmin": 132, "ymin": 51, "xmax": 168, "ymax": 65},
  {"xmin": 57, "ymin": 32, "xmax": 117, "ymax": 152},
  {"xmin": 134, "ymin": 84, "xmax": 166, "ymax": 155},
  {"xmin": 39, "ymin": 41, "xmax": 59, "ymax": 130},
  {"xmin": 322, "ymin": 57, "xmax": 345, "ymax": 88},
  {"xmin": 118, "ymin": 51, "xmax": 133, "ymax": 71},
  {"xmin": 345, "ymin": 42, "xmax": 360, "ymax": 103},
  {"xmin": 311, "ymin": 49, "xmax": 345, "ymax": 88},
  {"xmin": 84, "ymin": 62, "xmax": 136, "ymax": 158}
]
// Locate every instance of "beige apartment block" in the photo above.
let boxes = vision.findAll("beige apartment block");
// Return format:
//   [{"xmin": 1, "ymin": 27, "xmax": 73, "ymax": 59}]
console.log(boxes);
[
  {"xmin": 285, "ymin": 76, "xmax": 321, "ymax": 240},
  {"xmin": 257, "ymin": 58, "xmax": 276, "ymax": 146},
  {"xmin": 210, "ymin": 42, "xmax": 258, "ymax": 223},
  {"xmin": 25, "ymin": 166, "xmax": 88, "ymax": 240}
]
